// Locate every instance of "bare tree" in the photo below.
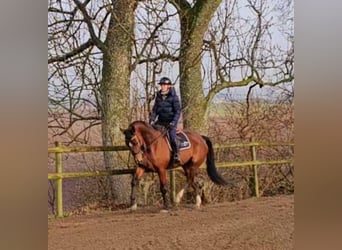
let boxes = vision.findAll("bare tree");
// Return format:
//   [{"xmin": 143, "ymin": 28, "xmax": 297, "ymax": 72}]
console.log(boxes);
[
  {"xmin": 180, "ymin": 0, "xmax": 294, "ymax": 131},
  {"xmin": 48, "ymin": 0, "xmax": 137, "ymax": 202},
  {"xmin": 48, "ymin": 0, "xmax": 104, "ymax": 144}
]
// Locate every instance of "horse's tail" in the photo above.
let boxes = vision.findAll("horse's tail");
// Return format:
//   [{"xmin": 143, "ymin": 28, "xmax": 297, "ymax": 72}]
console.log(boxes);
[{"xmin": 202, "ymin": 135, "xmax": 229, "ymax": 186}]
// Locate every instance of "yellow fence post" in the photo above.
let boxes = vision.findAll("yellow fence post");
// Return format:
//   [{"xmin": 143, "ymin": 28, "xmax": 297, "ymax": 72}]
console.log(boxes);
[
  {"xmin": 55, "ymin": 141, "xmax": 63, "ymax": 217},
  {"xmin": 250, "ymin": 138, "xmax": 260, "ymax": 198}
]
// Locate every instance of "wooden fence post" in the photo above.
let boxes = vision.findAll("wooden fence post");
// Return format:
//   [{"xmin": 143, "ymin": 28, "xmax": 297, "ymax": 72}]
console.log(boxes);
[
  {"xmin": 250, "ymin": 138, "xmax": 260, "ymax": 198},
  {"xmin": 55, "ymin": 141, "xmax": 63, "ymax": 217}
]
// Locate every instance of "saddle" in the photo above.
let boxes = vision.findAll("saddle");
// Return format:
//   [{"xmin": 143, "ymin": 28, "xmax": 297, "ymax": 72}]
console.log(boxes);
[
  {"xmin": 166, "ymin": 131, "xmax": 191, "ymax": 151},
  {"xmin": 152, "ymin": 124, "xmax": 191, "ymax": 151}
]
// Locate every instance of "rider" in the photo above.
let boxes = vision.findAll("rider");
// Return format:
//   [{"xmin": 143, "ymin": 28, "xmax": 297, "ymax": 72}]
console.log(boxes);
[{"xmin": 149, "ymin": 77, "xmax": 182, "ymax": 164}]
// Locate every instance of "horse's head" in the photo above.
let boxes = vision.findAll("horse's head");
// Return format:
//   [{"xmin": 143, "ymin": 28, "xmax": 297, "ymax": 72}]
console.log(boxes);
[{"xmin": 121, "ymin": 124, "xmax": 146, "ymax": 166}]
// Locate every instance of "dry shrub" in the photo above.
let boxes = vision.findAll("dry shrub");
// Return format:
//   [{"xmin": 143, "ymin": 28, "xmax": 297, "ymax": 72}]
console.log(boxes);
[{"xmin": 198, "ymin": 99, "xmax": 294, "ymax": 204}]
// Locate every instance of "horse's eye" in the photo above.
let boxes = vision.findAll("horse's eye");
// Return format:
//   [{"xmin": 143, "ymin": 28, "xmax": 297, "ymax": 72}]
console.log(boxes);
[{"xmin": 141, "ymin": 145, "xmax": 145, "ymax": 152}]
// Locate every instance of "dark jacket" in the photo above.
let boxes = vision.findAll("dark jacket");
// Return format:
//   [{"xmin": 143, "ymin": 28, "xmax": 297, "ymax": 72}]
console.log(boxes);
[{"xmin": 149, "ymin": 87, "xmax": 181, "ymax": 125}]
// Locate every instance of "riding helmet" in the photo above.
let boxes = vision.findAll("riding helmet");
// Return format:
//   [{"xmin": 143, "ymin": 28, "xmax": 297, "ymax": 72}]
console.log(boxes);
[{"xmin": 158, "ymin": 77, "xmax": 172, "ymax": 85}]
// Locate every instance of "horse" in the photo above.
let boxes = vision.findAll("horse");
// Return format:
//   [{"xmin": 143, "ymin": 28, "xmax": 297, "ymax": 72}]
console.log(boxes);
[{"xmin": 121, "ymin": 120, "xmax": 230, "ymax": 210}]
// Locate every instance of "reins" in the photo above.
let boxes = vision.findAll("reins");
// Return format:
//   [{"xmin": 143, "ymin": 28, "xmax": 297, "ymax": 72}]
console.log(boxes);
[{"xmin": 143, "ymin": 126, "xmax": 168, "ymax": 150}]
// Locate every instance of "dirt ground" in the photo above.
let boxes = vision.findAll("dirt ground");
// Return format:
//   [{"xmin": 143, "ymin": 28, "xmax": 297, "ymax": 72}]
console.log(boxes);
[{"xmin": 48, "ymin": 195, "xmax": 293, "ymax": 250}]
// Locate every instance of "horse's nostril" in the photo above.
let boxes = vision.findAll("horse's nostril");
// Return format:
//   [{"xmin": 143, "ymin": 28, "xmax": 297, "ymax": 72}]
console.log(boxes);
[{"xmin": 134, "ymin": 158, "xmax": 143, "ymax": 165}]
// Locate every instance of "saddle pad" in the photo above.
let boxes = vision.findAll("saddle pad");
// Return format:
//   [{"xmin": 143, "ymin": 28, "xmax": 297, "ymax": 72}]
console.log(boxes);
[
  {"xmin": 166, "ymin": 131, "xmax": 191, "ymax": 151},
  {"xmin": 176, "ymin": 131, "xmax": 191, "ymax": 150}
]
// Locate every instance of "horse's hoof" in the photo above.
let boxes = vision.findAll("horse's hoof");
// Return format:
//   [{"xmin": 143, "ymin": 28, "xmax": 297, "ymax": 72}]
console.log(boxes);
[{"xmin": 160, "ymin": 209, "xmax": 169, "ymax": 213}]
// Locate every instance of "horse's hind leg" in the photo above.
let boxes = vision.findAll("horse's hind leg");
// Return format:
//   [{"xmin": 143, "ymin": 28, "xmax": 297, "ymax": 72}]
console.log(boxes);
[
  {"xmin": 192, "ymin": 179, "xmax": 202, "ymax": 209},
  {"xmin": 175, "ymin": 183, "xmax": 188, "ymax": 205},
  {"xmin": 188, "ymin": 165, "xmax": 202, "ymax": 209},
  {"xmin": 176, "ymin": 164, "xmax": 202, "ymax": 208},
  {"xmin": 158, "ymin": 168, "xmax": 171, "ymax": 210},
  {"xmin": 185, "ymin": 162, "xmax": 202, "ymax": 208},
  {"xmin": 175, "ymin": 167, "xmax": 190, "ymax": 205}
]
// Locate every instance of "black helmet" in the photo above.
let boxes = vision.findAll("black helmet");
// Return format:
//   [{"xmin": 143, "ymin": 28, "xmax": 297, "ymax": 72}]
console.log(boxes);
[{"xmin": 158, "ymin": 77, "xmax": 172, "ymax": 85}]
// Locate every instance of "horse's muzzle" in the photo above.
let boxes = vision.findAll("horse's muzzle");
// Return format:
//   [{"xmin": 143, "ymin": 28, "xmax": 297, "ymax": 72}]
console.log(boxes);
[
  {"xmin": 133, "ymin": 152, "xmax": 144, "ymax": 165},
  {"xmin": 136, "ymin": 159, "xmax": 144, "ymax": 165}
]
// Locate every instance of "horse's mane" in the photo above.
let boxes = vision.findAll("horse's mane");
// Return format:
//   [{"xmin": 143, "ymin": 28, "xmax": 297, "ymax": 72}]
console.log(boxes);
[
  {"xmin": 130, "ymin": 120, "xmax": 149, "ymax": 128},
  {"xmin": 130, "ymin": 120, "xmax": 165, "ymax": 133},
  {"xmin": 130, "ymin": 120, "xmax": 157, "ymax": 131}
]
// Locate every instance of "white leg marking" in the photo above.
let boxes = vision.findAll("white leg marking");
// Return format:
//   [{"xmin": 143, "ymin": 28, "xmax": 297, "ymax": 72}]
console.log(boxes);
[
  {"xmin": 175, "ymin": 184, "xmax": 188, "ymax": 204},
  {"xmin": 195, "ymin": 194, "xmax": 202, "ymax": 208},
  {"xmin": 175, "ymin": 189, "xmax": 185, "ymax": 204},
  {"xmin": 130, "ymin": 203, "xmax": 137, "ymax": 210}
]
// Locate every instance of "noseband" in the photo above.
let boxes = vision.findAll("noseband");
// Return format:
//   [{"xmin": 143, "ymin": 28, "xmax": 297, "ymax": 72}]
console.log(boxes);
[{"xmin": 127, "ymin": 135, "xmax": 145, "ymax": 165}]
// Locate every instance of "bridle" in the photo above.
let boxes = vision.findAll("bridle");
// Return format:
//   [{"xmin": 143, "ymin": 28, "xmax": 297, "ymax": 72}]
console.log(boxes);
[
  {"xmin": 145, "ymin": 127, "xmax": 168, "ymax": 149},
  {"xmin": 127, "ymin": 126, "xmax": 168, "ymax": 166},
  {"xmin": 127, "ymin": 134, "xmax": 145, "ymax": 165}
]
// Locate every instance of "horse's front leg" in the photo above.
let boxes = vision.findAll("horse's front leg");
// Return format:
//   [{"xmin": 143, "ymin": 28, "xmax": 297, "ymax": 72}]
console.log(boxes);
[
  {"xmin": 130, "ymin": 167, "xmax": 145, "ymax": 210},
  {"xmin": 158, "ymin": 169, "xmax": 171, "ymax": 210}
]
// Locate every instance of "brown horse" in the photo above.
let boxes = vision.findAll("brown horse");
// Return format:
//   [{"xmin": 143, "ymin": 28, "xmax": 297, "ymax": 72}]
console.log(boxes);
[{"xmin": 122, "ymin": 120, "xmax": 230, "ymax": 210}]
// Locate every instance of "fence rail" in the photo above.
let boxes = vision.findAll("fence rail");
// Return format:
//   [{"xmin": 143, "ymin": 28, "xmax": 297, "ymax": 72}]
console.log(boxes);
[{"xmin": 48, "ymin": 140, "xmax": 294, "ymax": 217}]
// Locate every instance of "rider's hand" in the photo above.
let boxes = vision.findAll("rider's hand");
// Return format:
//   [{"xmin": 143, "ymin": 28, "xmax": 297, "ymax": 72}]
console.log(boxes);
[{"xmin": 169, "ymin": 122, "xmax": 175, "ymax": 128}]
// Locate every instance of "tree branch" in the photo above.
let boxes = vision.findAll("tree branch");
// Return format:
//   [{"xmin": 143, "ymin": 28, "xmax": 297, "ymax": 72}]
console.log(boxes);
[
  {"xmin": 48, "ymin": 39, "xmax": 94, "ymax": 64},
  {"xmin": 73, "ymin": 0, "xmax": 105, "ymax": 50},
  {"xmin": 134, "ymin": 53, "xmax": 179, "ymax": 65}
]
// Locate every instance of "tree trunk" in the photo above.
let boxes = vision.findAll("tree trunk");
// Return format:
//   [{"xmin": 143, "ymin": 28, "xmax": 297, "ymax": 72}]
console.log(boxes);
[
  {"xmin": 100, "ymin": 0, "xmax": 136, "ymax": 203},
  {"xmin": 178, "ymin": 1, "xmax": 221, "ymax": 133},
  {"xmin": 179, "ymin": 43, "xmax": 207, "ymax": 133}
]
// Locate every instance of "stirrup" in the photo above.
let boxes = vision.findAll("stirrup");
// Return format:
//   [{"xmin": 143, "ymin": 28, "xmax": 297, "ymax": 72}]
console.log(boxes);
[{"xmin": 174, "ymin": 154, "xmax": 181, "ymax": 164}]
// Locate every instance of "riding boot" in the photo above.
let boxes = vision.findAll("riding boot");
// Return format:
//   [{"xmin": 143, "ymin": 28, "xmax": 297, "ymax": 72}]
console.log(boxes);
[{"xmin": 170, "ymin": 140, "xmax": 180, "ymax": 165}]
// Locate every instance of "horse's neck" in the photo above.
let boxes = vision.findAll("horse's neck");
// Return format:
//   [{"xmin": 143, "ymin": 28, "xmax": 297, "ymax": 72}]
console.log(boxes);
[{"xmin": 139, "ymin": 126, "xmax": 161, "ymax": 144}]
